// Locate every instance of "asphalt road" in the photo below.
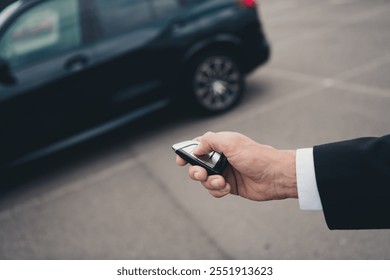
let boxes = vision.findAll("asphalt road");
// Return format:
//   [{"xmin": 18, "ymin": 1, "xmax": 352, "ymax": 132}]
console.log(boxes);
[{"xmin": 1, "ymin": 0, "xmax": 390, "ymax": 259}]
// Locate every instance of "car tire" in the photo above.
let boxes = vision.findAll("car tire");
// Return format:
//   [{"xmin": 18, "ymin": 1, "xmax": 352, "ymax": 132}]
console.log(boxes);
[{"xmin": 185, "ymin": 51, "xmax": 244, "ymax": 114}]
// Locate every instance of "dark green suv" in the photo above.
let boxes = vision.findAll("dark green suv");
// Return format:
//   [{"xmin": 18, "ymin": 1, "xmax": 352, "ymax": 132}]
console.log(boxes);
[{"xmin": 0, "ymin": 0, "xmax": 269, "ymax": 168}]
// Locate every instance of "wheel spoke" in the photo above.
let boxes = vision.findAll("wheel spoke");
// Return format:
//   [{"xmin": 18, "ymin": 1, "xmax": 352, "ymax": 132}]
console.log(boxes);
[{"xmin": 193, "ymin": 55, "xmax": 242, "ymax": 111}]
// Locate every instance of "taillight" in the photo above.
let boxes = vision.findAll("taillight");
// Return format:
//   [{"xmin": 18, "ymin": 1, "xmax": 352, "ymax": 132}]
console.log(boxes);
[{"xmin": 237, "ymin": 0, "xmax": 257, "ymax": 8}]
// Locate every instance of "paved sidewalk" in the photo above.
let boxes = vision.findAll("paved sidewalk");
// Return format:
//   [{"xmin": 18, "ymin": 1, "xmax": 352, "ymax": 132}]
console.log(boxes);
[{"xmin": 1, "ymin": 0, "xmax": 389, "ymax": 259}]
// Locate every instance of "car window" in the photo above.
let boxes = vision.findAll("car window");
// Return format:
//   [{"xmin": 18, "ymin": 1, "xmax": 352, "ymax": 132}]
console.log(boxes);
[
  {"xmin": 0, "ymin": 0, "xmax": 81, "ymax": 68},
  {"xmin": 94, "ymin": 0, "xmax": 152, "ymax": 38}
]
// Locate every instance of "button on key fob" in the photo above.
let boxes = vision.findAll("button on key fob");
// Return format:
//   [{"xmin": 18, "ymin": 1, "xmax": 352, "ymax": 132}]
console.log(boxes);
[{"xmin": 172, "ymin": 140, "xmax": 229, "ymax": 175}]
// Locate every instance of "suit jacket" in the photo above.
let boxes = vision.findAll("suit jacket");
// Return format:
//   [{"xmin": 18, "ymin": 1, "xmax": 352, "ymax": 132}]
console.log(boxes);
[{"xmin": 313, "ymin": 135, "xmax": 390, "ymax": 230}]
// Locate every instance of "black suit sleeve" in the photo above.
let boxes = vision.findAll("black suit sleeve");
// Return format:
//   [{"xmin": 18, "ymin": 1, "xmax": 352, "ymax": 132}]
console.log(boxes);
[{"xmin": 313, "ymin": 135, "xmax": 390, "ymax": 230}]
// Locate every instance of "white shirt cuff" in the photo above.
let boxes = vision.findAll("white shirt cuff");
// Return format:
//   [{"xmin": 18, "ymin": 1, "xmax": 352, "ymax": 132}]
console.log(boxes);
[{"xmin": 296, "ymin": 148, "xmax": 323, "ymax": 210}]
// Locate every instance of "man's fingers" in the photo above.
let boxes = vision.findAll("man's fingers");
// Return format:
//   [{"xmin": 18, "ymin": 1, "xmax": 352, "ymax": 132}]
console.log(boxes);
[
  {"xmin": 184, "ymin": 159, "xmax": 232, "ymax": 198},
  {"xmin": 193, "ymin": 132, "xmax": 227, "ymax": 156},
  {"xmin": 176, "ymin": 155, "xmax": 187, "ymax": 166},
  {"xmin": 188, "ymin": 165, "xmax": 208, "ymax": 181},
  {"xmin": 188, "ymin": 166, "xmax": 228, "ymax": 192},
  {"xmin": 201, "ymin": 175, "xmax": 226, "ymax": 190},
  {"xmin": 176, "ymin": 132, "xmax": 223, "ymax": 164},
  {"xmin": 208, "ymin": 183, "xmax": 231, "ymax": 198}
]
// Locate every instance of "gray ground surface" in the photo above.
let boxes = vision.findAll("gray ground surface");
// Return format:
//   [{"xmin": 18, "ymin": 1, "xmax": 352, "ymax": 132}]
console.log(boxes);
[{"xmin": 1, "ymin": 0, "xmax": 389, "ymax": 259}]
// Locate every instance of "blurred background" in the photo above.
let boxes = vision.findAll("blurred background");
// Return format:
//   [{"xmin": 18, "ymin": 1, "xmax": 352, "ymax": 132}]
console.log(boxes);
[{"xmin": 0, "ymin": 0, "xmax": 390, "ymax": 259}]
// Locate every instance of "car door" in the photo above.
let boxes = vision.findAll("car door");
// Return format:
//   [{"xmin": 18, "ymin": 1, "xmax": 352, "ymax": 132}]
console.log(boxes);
[
  {"xmin": 0, "ymin": 0, "xmax": 103, "ymax": 165},
  {"xmin": 87, "ymin": 0, "xmax": 186, "ymax": 117}
]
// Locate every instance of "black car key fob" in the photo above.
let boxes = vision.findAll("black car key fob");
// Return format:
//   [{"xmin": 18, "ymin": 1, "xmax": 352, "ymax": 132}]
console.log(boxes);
[{"xmin": 172, "ymin": 140, "xmax": 229, "ymax": 175}]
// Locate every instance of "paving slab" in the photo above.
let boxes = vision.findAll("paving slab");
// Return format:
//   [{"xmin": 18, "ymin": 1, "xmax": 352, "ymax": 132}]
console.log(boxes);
[
  {"xmin": 0, "ymin": 0, "xmax": 389, "ymax": 260},
  {"xmin": 0, "ymin": 164, "xmax": 226, "ymax": 259}
]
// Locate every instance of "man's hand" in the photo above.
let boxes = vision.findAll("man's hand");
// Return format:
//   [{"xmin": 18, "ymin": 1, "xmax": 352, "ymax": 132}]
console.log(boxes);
[{"xmin": 176, "ymin": 132, "xmax": 298, "ymax": 201}]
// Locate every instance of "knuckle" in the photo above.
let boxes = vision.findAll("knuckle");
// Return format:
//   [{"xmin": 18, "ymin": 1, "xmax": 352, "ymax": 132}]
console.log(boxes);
[
  {"xmin": 209, "ymin": 190, "xmax": 222, "ymax": 198},
  {"xmin": 204, "ymin": 131, "xmax": 214, "ymax": 137}
]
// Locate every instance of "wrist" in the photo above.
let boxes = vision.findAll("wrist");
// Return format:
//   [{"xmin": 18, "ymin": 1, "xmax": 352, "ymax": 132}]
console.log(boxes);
[{"xmin": 274, "ymin": 150, "xmax": 298, "ymax": 199}]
